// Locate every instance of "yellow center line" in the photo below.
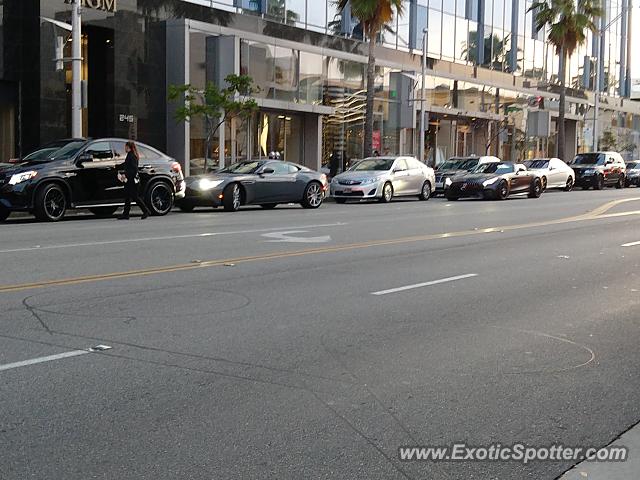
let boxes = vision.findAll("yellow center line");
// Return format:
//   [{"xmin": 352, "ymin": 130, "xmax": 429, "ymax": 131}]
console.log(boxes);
[{"xmin": 1, "ymin": 197, "xmax": 639, "ymax": 294}]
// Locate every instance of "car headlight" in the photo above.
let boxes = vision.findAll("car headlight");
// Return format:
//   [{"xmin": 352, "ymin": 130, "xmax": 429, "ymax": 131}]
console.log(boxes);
[
  {"xmin": 445, "ymin": 177, "xmax": 452, "ymax": 187},
  {"xmin": 198, "ymin": 179, "xmax": 224, "ymax": 190},
  {"xmin": 584, "ymin": 169, "xmax": 595, "ymax": 174},
  {"xmin": 361, "ymin": 177, "xmax": 380, "ymax": 185},
  {"xmin": 331, "ymin": 177, "xmax": 339, "ymax": 184},
  {"xmin": 483, "ymin": 177, "xmax": 500, "ymax": 187},
  {"xmin": 9, "ymin": 171, "xmax": 38, "ymax": 185}
]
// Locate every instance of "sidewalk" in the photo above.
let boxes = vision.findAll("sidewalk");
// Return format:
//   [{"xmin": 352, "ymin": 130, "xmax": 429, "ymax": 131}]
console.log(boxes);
[{"xmin": 560, "ymin": 421, "xmax": 640, "ymax": 479}]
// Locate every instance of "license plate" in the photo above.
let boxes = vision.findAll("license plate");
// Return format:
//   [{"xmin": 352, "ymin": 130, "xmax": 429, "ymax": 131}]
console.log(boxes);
[
  {"xmin": 343, "ymin": 188, "xmax": 352, "ymax": 193},
  {"xmin": 436, "ymin": 181, "xmax": 443, "ymax": 188}
]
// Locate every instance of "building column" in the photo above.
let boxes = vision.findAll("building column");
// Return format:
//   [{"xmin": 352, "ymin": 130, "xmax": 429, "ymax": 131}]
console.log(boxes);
[
  {"xmin": 166, "ymin": 19, "xmax": 190, "ymax": 176},
  {"xmin": 303, "ymin": 113, "xmax": 322, "ymax": 171}
]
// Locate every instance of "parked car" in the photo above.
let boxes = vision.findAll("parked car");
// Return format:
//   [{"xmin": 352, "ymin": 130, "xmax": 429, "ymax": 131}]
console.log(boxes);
[
  {"xmin": 177, "ymin": 160, "xmax": 328, "ymax": 212},
  {"xmin": 0, "ymin": 138, "xmax": 185, "ymax": 222},
  {"xmin": 522, "ymin": 158, "xmax": 575, "ymax": 191},
  {"xmin": 435, "ymin": 155, "xmax": 500, "ymax": 194},
  {"xmin": 625, "ymin": 161, "xmax": 640, "ymax": 187},
  {"xmin": 445, "ymin": 162, "xmax": 543, "ymax": 200},
  {"xmin": 570, "ymin": 152, "xmax": 626, "ymax": 190},
  {"xmin": 331, "ymin": 156, "xmax": 435, "ymax": 203}
]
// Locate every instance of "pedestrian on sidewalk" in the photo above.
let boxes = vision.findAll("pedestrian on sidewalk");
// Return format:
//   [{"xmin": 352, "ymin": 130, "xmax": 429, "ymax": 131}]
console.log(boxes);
[{"xmin": 118, "ymin": 141, "xmax": 150, "ymax": 220}]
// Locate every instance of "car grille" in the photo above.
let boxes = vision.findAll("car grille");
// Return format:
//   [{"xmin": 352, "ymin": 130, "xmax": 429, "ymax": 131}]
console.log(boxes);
[
  {"xmin": 335, "ymin": 190, "xmax": 364, "ymax": 197},
  {"xmin": 338, "ymin": 180, "xmax": 362, "ymax": 186},
  {"xmin": 451, "ymin": 181, "xmax": 483, "ymax": 192}
]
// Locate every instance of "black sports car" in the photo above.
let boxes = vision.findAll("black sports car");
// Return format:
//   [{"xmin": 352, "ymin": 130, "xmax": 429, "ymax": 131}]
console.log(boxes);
[
  {"xmin": 177, "ymin": 160, "xmax": 328, "ymax": 212},
  {"xmin": 445, "ymin": 162, "xmax": 543, "ymax": 200},
  {"xmin": 0, "ymin": 138, "xmax": 185, "ymax": 222},
  {"xmin": 434, "ymin": 156, "xmax": 500, "ymax": 194}
]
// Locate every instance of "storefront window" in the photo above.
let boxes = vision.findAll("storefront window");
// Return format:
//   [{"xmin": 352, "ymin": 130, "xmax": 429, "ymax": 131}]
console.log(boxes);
[{"xmin": 298, "ymin": 51, "xmax": 324, "ymax": 104}]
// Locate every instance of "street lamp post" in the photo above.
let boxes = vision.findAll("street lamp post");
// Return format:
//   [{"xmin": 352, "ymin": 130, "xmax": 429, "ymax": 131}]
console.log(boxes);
[
  {"xmin": 419, "ymin": 28, "xmax": 428, "ymax": 164},
  {"xmin": 71, "ymin": 0, "xmax": 82, "ymax": 138}
]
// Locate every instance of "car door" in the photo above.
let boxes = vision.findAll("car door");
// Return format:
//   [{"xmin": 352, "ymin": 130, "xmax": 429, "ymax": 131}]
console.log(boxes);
[
  {"xmin": 109, "ymin": 140, "xmax": 129, "ymax": 202},
  {"xmin": 547, "ymin": 159, "xmax": 564, "ymax": 187},
  {"xmin": 73, "ymin": 141, "xmax": 117, "ymax": 204},
  {"xmin": 408, "ymin": 158, "xmax": 428, "ymax": 192},
  {"xmin": 254, "ymin": 161, "xmax": 296, "ymax": 202},
  {"xmin": 391, "ymin": 159, "xmax": 411, "ymax": 195}
]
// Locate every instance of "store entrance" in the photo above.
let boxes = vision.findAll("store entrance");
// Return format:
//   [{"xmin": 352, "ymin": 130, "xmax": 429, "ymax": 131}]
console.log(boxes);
[{"xmin": 252, "ymin": 111, "xmax": 303, "ymax": 162}]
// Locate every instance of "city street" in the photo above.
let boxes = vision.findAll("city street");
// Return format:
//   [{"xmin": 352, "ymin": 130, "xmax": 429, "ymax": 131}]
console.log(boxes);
[{"xmin": 3, "ymin": 189, "xmax": 640, "ymax": 479}]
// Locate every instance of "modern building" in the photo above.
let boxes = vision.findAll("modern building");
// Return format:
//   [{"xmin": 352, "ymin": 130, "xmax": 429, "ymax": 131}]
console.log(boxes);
[{"xmin": 0, "ymin": 0, "xmax": 638, "ymax": 173}]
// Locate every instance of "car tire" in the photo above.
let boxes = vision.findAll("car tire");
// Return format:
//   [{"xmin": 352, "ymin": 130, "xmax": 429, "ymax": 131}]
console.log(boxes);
[
  {"xmin": 178, "ymin": 203, "xmax": 195, "ymax": 213},
  {"xmin": 541, "ymin": 176, "xmax": 547, "ymax": 191},
  {"xmin": 495, "ymin": 180, "xmax": 509, "ymax": 200},
  {"xmin": 89, "ymin": 206, "xmax": 118, "ymax": 218},
  {"xmin": 260, "ymin": 203, "xmax": 278, "ymax": 209},
  {"xmin": 445, "ymin": 192, "xmax": 458, "ymax": 201},
  {"xmin": 528, "ymin": 178, "xmax": 543, "ymax": 198},
  {"xmin": 0, "ymin": 206, "xmax": 10, "ymax": 222},
  {"xmin": 616, "ymin": 176, "xmax": 625, "ymax": 189},
  {"xmin": 223, "ymin": 183, "xmax": 242, "ymax": 212},
  {"xmin": 564, "ymin": 177, "xmax": 574, "ymax": 192},
  {"xmin": 419, "ymin": 181, "xmax": 432, "ymax": 201},
  {"xmin": 594, "ymin": 175, "xmax": 604, "ymax": 190},
  {"xmin": 34, "ymin": 183, "xmax": 67, "ymax": 222},
  {"xmin": 146, "ymin": 181, "xmax": 174, "ymax": 216},
  {"xmin": 379, "ymin": 182, "xmax": 393, "ymax": 203},
  {"xmin": 334, "ymin": 198, "xmax": 347, "ymax": 204},
  {"xmin": 301, "ymin": 181, "xmax": 324, "ymax": 209}
]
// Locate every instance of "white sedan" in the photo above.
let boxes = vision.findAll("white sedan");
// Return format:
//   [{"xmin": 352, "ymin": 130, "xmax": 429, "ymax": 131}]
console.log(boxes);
[{"xmin": 523, "ymin": 158, "xmax": 575, "ymax": 191}]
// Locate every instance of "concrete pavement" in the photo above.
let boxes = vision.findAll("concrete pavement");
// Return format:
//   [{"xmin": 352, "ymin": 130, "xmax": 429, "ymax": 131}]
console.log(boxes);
[{"xmin": 2, "ymin": 189, "xmax": 640, "ymax": 479}]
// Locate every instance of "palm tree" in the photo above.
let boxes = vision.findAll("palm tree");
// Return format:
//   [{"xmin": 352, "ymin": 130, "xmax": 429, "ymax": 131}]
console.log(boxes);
[
  {"xmin": 529, "ymin": 0, "xmax": 601, "ymax": 160},
  {"xmin": 336, "ymin": 0, "xmax": 404, "ymax": 158}
]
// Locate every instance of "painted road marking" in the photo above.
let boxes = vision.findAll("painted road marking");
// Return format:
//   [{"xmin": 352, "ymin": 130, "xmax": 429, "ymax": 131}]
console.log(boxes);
[
  {"xmin": 621, "ymin": 240, "xmax": 640, "ymax": 247},
  {"xmin": 262, "ymin": 230, "xmax": 332, "ymax": 243},
  {"xmin": 0, "ymin": 345, "xmax": 112, "ymax": 372},
  {"xmin": 0, "ymin": 198, "xmax": 638, "ymax": 294},
  {"xmin": 0, "ymin": 222, "xmax": 347, "ymax": 254},
  {"xmin": 370, "ymin": 274, "xmax": 478, "ymax": 296}
]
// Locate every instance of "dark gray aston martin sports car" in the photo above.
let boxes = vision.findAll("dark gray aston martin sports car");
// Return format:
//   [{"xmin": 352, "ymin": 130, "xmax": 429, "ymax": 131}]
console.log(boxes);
[{"xmin": 177, "ymin": 160, "xmax": 328, "ymax": 212}]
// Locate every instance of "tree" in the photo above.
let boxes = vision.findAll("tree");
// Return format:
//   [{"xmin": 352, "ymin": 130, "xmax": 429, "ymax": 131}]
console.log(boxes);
[
  {"xmin": 529, "ymin": 0, "xmax": 601, "ymax": 161},
  {"xmin": 168, "ymin": 74, "xmax": 258, "ymax": 172},
  {"xmin": 336, "ymin": 0, "xmax": 404, "ymax": 158}
]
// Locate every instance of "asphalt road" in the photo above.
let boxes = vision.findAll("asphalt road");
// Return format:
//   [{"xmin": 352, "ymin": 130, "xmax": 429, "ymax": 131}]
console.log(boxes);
[{"xmin": 2, "ymin": 188, "xmax": 640, "ymax": 479}]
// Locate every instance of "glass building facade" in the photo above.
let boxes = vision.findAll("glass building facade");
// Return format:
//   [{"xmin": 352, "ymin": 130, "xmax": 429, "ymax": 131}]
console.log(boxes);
[{"xmin": 0, "ymin": 0, "xmax": 638, "ymax": 170}]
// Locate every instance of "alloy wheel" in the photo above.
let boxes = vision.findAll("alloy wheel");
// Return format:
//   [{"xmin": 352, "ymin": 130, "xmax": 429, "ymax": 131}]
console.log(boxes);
[
  {"xmin": 150, "ymin": 183, "xmax": 172, "ymax": 214},
  {"xmin": 45, "ymin": 188, "xmax": 66, "ymax": 220},
  {"xmin": 232, "ymin": 184, "xmax": 241, "ymax": 210},
  {"xmin": 306, "ymin": 183, "xmax": 323, "ymax": 207}
]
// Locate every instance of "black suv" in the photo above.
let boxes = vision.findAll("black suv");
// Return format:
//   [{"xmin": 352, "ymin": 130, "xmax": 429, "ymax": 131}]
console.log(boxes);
[
  {"xmin": 0, "ymin": 138, "xmax": 185, "ymax": 222},
  {"xmin": 571, "ymin": 152, "xmax": 626, "ymax": 190}
]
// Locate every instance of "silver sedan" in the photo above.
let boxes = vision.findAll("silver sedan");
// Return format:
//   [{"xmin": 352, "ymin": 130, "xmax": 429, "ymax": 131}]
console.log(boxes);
[{"xmin": 330, "ymin": 156, "xmax": 435, "ymax": 203}]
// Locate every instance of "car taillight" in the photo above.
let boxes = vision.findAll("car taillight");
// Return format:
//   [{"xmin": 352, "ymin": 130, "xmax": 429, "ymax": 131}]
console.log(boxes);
[
  {"xmin": 170, "ymin": 162, "xmax": 182, "ymax": 174},
  {"xmin": 320, "ymin": 174, "xmax": 327, "ymax": 184}
]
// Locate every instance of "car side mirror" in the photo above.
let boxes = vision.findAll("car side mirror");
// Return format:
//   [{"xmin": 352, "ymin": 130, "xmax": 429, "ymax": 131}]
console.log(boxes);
[
  {"xmin": 260, "ymin": 168, "xmax": 275, "ymax": 176},
  {"xmin": 77, "ymin": 153, "xmax": 93, "ymax": 164}
]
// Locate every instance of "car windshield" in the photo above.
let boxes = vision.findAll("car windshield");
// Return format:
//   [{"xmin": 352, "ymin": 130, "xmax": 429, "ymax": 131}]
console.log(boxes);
[
  {"xmin": 472, "ymin": 163, "xmax": 514, "ymax": 174},
  {"xmin": 438, "ymin": 160, "xmax": 463, "ymax": 171},
  {"xmin": 526, "ymin": 160, "xmax": 550, "ymax": 169},
  {"xmin": 459, "ymin": 159, "xmax": 480, "ymax": 171},
  {"xmin": 627, "ymin": 162, "xmax": 640, "ymax": 169},
  {"xmin": 22, "ymin": 148, "xmax": 59, "ymax": 162},
  {"xmin": 573, "ymin": 153, "xmax": 605, "ymax": 165},
  {"xmin": 349, "ymin": 158, "xmax": 395, "ymax": 171},
  {"xmin": 49, "ymin": 141, "xmax": 87, "ymax": 159},
  {"xmin": 219, "ymin": 161, "xmax": 264, "ymax": 174}
]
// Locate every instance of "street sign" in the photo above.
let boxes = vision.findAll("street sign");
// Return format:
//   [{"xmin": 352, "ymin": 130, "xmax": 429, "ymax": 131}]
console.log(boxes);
[{"xmin": 64, "ymin": 0, "xmax": 117, "ymax": 13}]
